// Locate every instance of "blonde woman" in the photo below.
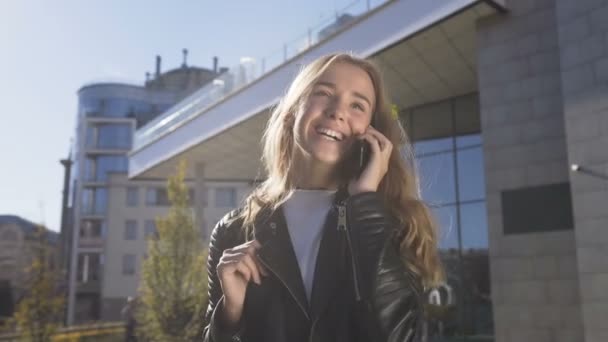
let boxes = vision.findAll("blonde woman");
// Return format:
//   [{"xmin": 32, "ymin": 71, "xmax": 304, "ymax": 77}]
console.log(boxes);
[{"xmin": 202, "ymin": 53, "xmax": 443, "ymax": 342}]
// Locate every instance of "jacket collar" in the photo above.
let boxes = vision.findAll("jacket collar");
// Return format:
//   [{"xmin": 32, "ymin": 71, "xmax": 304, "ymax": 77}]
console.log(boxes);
[{"xmin": 252, "ymin": 187, "xmax": 348, "ymax": 321}]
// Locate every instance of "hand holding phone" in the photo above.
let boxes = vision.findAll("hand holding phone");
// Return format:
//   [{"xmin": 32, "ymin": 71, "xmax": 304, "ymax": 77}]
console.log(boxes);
[{"xmin": 348, "ymin": 116, "xmax": 393, "ymax": 195}]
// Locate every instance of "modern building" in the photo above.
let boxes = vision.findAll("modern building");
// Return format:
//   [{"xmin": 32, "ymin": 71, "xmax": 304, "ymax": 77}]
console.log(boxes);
[
  {"xmin": 128, "ymin": 0, "xmax": 608, "ymax": 341},
  {"xmin": 0, "ymin": 215, "xmax": 59, "ymax": 321},
  {"xmin": 99, "ymin": 173, "xmax": 251, "ymax": 320},
  {"xmin": 66, "ymin": 52, "xmax": 229, "ymax": 324}
]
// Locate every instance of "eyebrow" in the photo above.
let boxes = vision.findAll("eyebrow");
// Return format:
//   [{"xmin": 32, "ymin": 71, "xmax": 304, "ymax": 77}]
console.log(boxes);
[{"xmin": 315, "ymin": 81, "xmax": 372, "ymax": 108}]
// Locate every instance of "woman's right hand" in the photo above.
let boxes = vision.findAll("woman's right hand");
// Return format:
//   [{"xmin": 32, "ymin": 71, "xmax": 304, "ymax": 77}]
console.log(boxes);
[{"xmin": 216, "ymin": 239, "xmax": 268, "ymax": 328}]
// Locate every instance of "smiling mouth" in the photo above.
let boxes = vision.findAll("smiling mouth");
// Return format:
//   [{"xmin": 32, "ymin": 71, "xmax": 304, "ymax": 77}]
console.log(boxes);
[{"xmin": 315, "ymin": 127, "xmax": 344, "ymax": 141}]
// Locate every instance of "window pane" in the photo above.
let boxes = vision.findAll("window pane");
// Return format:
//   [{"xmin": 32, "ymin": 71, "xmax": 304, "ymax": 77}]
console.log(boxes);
[
  {"xmin": 83, "ymin": 158, "xmax": 95, "ymax": 182},
  {"xmin": 433, "ymin": 205, "xmax": 459, "ymax": 250},
  {"xmin": 414, "ymin": 138, "xmax": 453, "ymax": 156},
  {"xmin": 96, "ymin": 156, "xmax": 128, "ymax": 181},
  {"xmin": 457, "ymin": 147, "xmax": 486, "ymax": 202},
  {"xmin": 411, "ymin": 100, "xmax": 452, "ymax": 141},
  {"xmin": 126, "ymin": 187, "xmax": 138, "ymax": 207},
  {"xmin": 460, "ymin": 202, "xmax": 488, "ymax": 249},
  {"xmin": 145, "ymin": 220, "xmax": 157, "ymax": 237},
  {"xmin": 454, "ymin": 94, "xmax": 481, "ymax": 136},
  {"xmin": 417, "ymin": 152, "xmax": 456, "ymax": 205},
  {"xmin": 122, "ymin": 254, "xmax": 136, "ymax": 275},
  {"xmin": 456, "ymin": 134, "xmax": 482, "ymax": 148},
  {"xmin": 215, "ymin": 187, "xmax": 237, "ymax": 208},
  {"xmin": 97, "ymin": 123, "xmax": 132, "ymax": 149},
  {"xmin": 146, "ymin": 188, "xmax": 169, "ymax": 206},
  {"xmin": 85, "ymin": 126, "xmax": 95, "ymax": 148},
  {"xmin": 94, "ymin": 188, "xmax": 107, "ymax": 214},
  {"xmin": 124, "ymin": 220, "xmax": 137, "ymax": 240},
  {"xmin": 81, "ymin": 189, "xmax": 93, "ymax": 214}
]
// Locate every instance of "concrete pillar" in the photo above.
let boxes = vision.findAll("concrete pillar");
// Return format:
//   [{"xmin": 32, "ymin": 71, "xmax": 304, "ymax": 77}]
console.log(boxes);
[
  {"xmin": 476, "ymin": 0, "xmax": 583, "ymax": 340},
  {"xmin": 554, "ymin": 1, "xmax": 608, "ymax": 341}
]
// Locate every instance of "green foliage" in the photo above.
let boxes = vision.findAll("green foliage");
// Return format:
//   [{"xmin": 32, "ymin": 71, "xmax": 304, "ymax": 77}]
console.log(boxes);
[
  {"xmin": 136, "ymin": 160, "xmax": 209, "ymax": 341},
  {"xmin": 12, "ymin": 225, "xmax": 64, "ymax": 342}
]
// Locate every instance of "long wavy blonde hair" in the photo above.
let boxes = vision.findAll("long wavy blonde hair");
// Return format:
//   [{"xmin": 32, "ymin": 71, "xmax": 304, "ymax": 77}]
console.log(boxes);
[{"xmin": 239, "ymin": 53, "xmax": 443, "ymax": 288}]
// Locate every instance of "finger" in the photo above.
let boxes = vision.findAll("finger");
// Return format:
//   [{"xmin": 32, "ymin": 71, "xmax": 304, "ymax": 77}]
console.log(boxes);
[
  {"xmin": 366, "ymin": 129, "xmax": 392, "ymax": 152},
  {"xmin": 231, "ymin": 240, "xmax": 262, "ymax": 254},
  {"xmin": 240, "ymin": 253, "xmax": 262, "ymax": 285},
  {"xmin": 222, "ymin": 252, "xmax": 262, "ymax": 284},
  {"xmin": 234, "ymin": 260, "xmax": 252, "ymax": 283},
  {"xmin": 254, "ymin": 256, "xmax": 269, "ymax": 277},
  {"xmin": 361, "ymin": 132, "xmax": 382, "ymax": 155}
]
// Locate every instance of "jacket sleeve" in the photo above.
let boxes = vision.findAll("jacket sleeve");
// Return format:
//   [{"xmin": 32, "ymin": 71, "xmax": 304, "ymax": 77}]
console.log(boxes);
[
  {"xmin": 346, "ymin": 192, "xmax": 424, "ymax": 342},
  {"xmin": 202, "ymin": 211, "xmax": 244, "ymax": 342}
]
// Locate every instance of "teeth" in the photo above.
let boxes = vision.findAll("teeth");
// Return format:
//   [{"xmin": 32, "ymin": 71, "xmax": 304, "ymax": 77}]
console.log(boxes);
[{"xmin": 317, "ymin": 127, "xmax": 343, "ymax": 141}]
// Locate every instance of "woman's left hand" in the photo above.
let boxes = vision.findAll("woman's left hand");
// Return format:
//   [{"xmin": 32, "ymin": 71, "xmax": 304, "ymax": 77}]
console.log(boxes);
[{"xmin": 348, "ymin": 126, "xmax": 393, "ymax": 195}]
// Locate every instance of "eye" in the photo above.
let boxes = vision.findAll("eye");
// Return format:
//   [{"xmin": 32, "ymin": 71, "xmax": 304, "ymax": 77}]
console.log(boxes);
[
  {"xmin": 313, "ymin": 89, "xmax": 331, "ymax": 97},
  {"xmin": 351, "ymin": 102, "xmax": 365, "ymax": 112}
]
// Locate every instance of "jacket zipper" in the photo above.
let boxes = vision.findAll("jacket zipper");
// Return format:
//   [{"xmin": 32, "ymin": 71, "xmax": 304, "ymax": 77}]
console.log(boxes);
[{"xmin": 336, "ymin": 202, "xmax": 362, "ymax": 302}]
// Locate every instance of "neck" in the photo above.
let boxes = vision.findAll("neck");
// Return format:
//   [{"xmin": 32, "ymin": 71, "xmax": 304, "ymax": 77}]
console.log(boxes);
[{"xmin": 291, "ymin": 151, "xmax": 339, "ymax": 191}]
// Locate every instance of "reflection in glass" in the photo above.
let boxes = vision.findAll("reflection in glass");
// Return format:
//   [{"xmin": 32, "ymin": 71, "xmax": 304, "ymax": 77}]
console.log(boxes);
[
  {"xmin": 96, "ymin": 156, "xmax": 128, "ymax": 181},
  {"xmin": 457, "ymin": 147, "xmax": 486, "ymax": 202},
  {"xmin": 418, "ymin": 152, "xmax": 456, "ymax": 205},
  {"xmin": 97, "ymin": 124, "xmax": 132, "ymax": 149},
  {"xmin": 414, "ymin": 137, "xmax": 452, "ymax": 156},
  {"xmin": 433, "ymin": 205, "xmax": 459, "ymax": 250},
  {"xmin": 461, "ymin": 202, "xmax": 488, "ymax": 249},
  {"xmin": 456, "ymin": 134, "xmax": 482, "ymax": 148}
]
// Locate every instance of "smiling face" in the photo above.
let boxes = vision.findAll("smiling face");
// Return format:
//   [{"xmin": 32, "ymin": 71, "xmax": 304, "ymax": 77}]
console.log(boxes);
[{"xmin": 292, "ymin": 61, "xmax": 376, "ymax": 168}]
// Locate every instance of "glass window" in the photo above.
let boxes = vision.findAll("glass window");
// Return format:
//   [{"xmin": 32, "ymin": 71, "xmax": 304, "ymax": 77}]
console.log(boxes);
[
  {"xmin": 214, "ymin": 187, "xmax": 237, "ymax": 208},
  {"xmin": 81, "ymin": 189, "xmax": 93, "ymax": 214},
  {"xmin": 81, "ymin": 97, "xmax": 102, "ymax": 116},
  {"xmin": 124, "ymin": 220, "xmax": 137, "ymax": 240},
  {"xmin": 85, "ymin": 125, "xmax": 96, "ymax": 148},
  {"xmin": 457, "ymin": 146, "xmax": 486, "ymax": 202},
  {"xmin": 96, "ymin": 156, "xmax": 128, "ymax": 181},
  {"xmin": 94, "ymin": 188, "xmax": 107, "ymax": 214},
  {"xmin": 122, "ymin": 254, "xmax": 136, "ymax": 275},
  {"xmin": 97, "ymin": 123, "xmax": 132, "ymax": 149},
  {"xmin": 144, "ymin": 220, "xmax": 157, "ymax": 237},
  {"xmin": 83, "ymin": 158, "xmax": 95, "ymax": 182},
  {"xmin": 456, "ymin": 134, "xmax": 482, "ymax": 148},
  {"xmin": 146, "ymin": 187, "xmax": 169, "ymax": 206},
  {"xmin": 454, "ymin": 94, "xmax": 481, "ymax": 135},
  {"xmin": 461, "ymin": 202, "xmax": 489, "ymax": 250},
  {"xmin": 411, "ymin": 100, "xmax": 452, "ymax": 141},
  {"xmin": 414, "ymin": 138, "xmax": 453, "ymax": 156},
  {"xmin": 126, "ymin": 187, "xmax": 138, "ymax": 207},
  {"xmin": 80, "ymin": 220, "xmax": 103, "ymax": 238},
  {"xmin": 433, "ymin": 205, "xmax": 459, "ymax": 250},
  {"xmin": 417, "ymin": 152, "xmax": 456, "ymax": 205}
]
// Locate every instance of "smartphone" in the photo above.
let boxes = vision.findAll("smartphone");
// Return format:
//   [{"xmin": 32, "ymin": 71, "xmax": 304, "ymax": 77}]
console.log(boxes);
[{"xmin": 355, "ymin": 114, "xmax": 376, "ymax": 178}]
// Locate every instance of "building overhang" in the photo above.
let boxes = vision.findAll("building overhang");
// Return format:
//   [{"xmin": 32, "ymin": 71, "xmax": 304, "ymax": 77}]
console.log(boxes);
[{"xmin": 129, "ymin": 0, "xmax": 505, "ymax": 180}]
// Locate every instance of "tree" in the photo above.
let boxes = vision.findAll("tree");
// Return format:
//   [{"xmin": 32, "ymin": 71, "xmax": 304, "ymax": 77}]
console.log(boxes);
[
  {"xmin": 137, "ymin": 160, "xmax": 208, "ymax": 341},
  {"xmin": 12, "ymin": 225, "xmax": 64, "ymax": 342}
]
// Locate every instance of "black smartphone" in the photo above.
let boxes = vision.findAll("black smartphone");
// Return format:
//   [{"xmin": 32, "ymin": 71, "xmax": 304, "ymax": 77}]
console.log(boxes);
[{"xmin": 356, "ymin": 114, "xmax": 376, "ymax": 178}]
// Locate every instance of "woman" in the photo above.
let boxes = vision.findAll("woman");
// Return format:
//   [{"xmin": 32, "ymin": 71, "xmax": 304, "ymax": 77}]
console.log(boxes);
[{"xmin": 202, "ymin": 53, "xmax": 443, "ymax": 342}]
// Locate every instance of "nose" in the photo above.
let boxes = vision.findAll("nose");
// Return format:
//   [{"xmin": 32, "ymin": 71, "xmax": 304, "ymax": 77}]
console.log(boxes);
[{"xmin": 324, "ymin": 97, "xmax": 347, "ymax": 122}]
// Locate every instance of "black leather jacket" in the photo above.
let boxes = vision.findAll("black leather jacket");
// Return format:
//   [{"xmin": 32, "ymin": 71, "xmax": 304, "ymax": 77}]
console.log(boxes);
[{"xmin": 202, "ymin": 191, "xmax": 423, "ymax": 342}]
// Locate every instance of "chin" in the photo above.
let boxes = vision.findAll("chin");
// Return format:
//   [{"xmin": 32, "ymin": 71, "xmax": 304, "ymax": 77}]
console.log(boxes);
[{"xmin": 310, "ymin": 147, "xmax": 342, "ymax": 166}]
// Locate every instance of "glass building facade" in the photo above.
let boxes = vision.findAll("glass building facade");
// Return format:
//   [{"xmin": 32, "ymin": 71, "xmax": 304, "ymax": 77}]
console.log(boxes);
[
  {"xmin": 71, "ymin": 84, "xmax": 175, "ymax": 322},
  {"xmin": 402, "ymin": 93, "xmax": 492, "ymax": 337}
]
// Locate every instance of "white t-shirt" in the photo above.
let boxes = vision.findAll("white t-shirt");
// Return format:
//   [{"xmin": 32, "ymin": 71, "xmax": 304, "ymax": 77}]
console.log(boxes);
[{"xmin": 282, "ymin": 189, "xmax": 336, "ymax": 302}]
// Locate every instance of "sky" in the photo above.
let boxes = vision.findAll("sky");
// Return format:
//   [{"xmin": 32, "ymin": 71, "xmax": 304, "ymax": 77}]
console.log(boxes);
[{"xmin": 0, "ymin": 0, "xmax": 376, "ymax": 232}]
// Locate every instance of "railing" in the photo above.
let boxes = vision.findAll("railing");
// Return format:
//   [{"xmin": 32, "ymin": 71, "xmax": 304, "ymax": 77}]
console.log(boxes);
[{"xmin": 133, "ymin": 0, "xmax": 390, "ymax": 151}]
